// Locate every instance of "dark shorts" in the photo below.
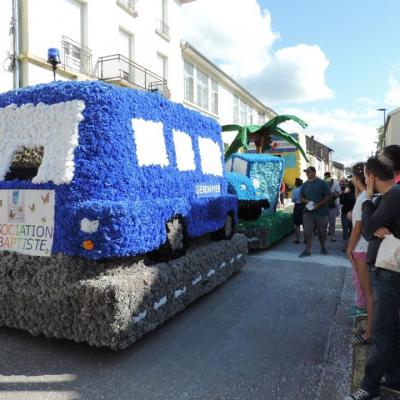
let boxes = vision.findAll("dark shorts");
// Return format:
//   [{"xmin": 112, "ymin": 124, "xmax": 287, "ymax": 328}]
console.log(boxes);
[
  {"xmin": 293, "ymin": 203, "xmax": 305, "ymax": 226},
  {"xmin": 303, "ymin": 212, "xmax": 328, "ymax": 238}
]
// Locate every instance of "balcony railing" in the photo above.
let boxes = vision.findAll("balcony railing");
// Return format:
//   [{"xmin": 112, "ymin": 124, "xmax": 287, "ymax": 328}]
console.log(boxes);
[
  {"xmin": 117, "ymin": 0, "xmax": 138, "ymax": 16},
  {"xmin": 61, "ymin": 36, "xmax": 92, "ymax": 75},
  {"xmin": 94, "ymin": 54, "xmax": 170, "ymax": 98},
  {"xmin": 156, "ymin": 19, "xmax": 170, "ymax": 40}
]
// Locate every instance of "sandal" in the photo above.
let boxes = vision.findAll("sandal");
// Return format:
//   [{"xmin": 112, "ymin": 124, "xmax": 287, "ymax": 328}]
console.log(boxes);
[
  {"xmin": 351, "ymin": 330, "xmax": 373, "ymax": 346},
  {"xmin": 353, "ymin": 327, "xmax": 365, "ymax": 335}
]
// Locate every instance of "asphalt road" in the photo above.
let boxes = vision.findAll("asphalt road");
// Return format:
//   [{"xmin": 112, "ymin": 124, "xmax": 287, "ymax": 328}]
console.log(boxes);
[{"xmin": 0, "ymin": 232, "xmax": 355, "ymax": 400}]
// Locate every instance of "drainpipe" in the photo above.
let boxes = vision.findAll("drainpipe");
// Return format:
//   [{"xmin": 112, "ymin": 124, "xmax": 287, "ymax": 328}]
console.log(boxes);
[
  {"xmin": 18, "ymin": 0, "xmax": 28, "ymax": 87},
  {"xmin": 11, "ymin": 0, "xmax": 20, "ymax": 88}
]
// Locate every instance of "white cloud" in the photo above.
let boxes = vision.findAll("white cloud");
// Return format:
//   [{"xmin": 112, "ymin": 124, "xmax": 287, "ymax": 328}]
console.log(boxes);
[
  {"xmin": 357, "ymin": 96, "xmax": 378, "ymax": 106},
  {"xmin": 182, "ymin": 0, "xmax": 278, "ymax": 78},
  {"xmin": 182, "ymin": 0, "xmax": 333, "ymax": 104},
  {"xmin": 385, "ymin": 71, "xmax": 400, "ymax": 107},
  {"xmin": 280, "ymin": 107, "xmax": 380, "ymax": 165},
  {"xmin": 244, "ymin": 44, "xmax": 333, "ymax": 104}
]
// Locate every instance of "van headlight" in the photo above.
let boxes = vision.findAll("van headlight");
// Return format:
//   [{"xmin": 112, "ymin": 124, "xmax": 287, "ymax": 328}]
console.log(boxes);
[
  {"xmin": 252, "ymin": 178, "xmax": 260, "ymax": 189},
  {"xmin": 80, "ymin": 218, "xmax": 100, "ymax": 233}
]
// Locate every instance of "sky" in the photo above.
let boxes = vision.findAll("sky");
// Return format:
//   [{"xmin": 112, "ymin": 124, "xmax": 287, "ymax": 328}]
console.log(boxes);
[{"xmin": 181, "ymin": 0, "xmax": 400, "ymax": 165}]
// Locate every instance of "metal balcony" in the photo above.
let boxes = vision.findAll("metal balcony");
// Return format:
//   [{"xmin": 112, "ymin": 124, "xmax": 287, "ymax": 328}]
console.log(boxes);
[
  {"xmin": 94, "ymin": 54, "xmax": 170, "ymax": 98},
  {"xmin": 156, "ymin": 19, "xmax": 170, "ymax": 40},
  {"xmin": 117, "ymin": 0, "xmax": 138, "ymax": 16},
  {"xmin": 61, "ymin": 36, "xmax": 92, "ymax": 75}
]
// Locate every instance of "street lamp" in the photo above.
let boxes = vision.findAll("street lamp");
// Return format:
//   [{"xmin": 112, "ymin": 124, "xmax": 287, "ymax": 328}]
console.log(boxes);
[{"xmin": 377, "ymin": 108, "xmax": 387, "ymax": 127}]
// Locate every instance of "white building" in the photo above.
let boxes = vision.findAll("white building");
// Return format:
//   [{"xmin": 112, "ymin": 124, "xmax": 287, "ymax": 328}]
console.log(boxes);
[
  {"xmin": 181, "ymin": 42, "xmax": 277, "ymax": 145},
  {"xmin": 384, "ymin": 107, "xmax": 400, "ymax": 146},
  {"xmin": 1, "ymin": 1, "xmax": 276, "ymax": 148},
  {"xmin": 0, "ymin": 0, "xmax": 196, "ymax": 101}
]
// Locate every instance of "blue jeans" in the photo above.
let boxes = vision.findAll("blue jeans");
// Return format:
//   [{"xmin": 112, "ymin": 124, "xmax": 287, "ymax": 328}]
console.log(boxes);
[
  {"xmin": 341, "ymin": 213, "xmax": 352, "ymax": 241},
  {"xmin": 361, "ymin": 268, "xmax": 400, "ymax": 394}
]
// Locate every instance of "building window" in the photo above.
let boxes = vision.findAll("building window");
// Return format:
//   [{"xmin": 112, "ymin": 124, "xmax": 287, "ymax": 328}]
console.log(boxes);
[
  {"xmin": 211, "ymin": 79, "xmax": 218, "ymax": 115},
  {"xmin": 118, "ymin": 28, "xmax": 135, "ymax": 81},
  {"xmin": 184, "ymin": 61, "xmax": 194, "ymax": 103},
  {"xmin": 156, "ymin": 0, "xmax": 170, "ymax": 40},
  {"xmin": 257, "ymin": 112, "xmax": 265, "ymax": 125},
  {"xmin": 233, "ymin": 96, "xmax": 239, "ymax": 124},
  {"xmin": 60, "ymin": 0, "xmax": 89, "ymax": 74},
  {"xmin": 157, "ymin": 53, "xmax": 168, "ymax": 80},
  {"xmin": 196, "ymin": 69, "xmax": 209, "ymax": 110},
  {"xmin": 247, "ymin": 105, "xmax": 253, "ymax": 124},
  {"xmin": 183, "ymin": 63, "xmax": 218, "ymax": 114},
  {"xmin": 240, "ymin": 100, "xmax": 247, "ymax": 125}
]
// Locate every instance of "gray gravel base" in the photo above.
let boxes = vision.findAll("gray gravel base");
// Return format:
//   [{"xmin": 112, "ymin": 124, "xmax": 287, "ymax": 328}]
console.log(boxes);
[
  {"xmin": 236, "ymin": 226, "xmax": 269, "ymax": 250},
  {"xmin": 0, "ymin": 234, "xmax": 247, "ymax": 350}
]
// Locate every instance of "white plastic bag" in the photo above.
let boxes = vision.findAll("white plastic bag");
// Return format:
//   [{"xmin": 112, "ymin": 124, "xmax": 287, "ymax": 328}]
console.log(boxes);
[{"xmin": 376, "ymin": 234, "xmax": 400, "ymax": 273}]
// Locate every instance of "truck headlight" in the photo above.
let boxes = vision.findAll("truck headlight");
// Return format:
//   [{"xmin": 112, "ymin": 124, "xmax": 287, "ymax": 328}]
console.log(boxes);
[
  {"xmin": 80, "ymin": 218, "xmax": 100, "ymax": 233},
  {"xmin": 252, "ymin": 178, "xmax": 260, "ymax": 189}
]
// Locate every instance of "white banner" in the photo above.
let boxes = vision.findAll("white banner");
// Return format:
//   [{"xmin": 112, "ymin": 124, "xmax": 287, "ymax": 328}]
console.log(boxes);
[{"xmin": 0, "ymin": 190, "xmax": 55, "ymax": 256}]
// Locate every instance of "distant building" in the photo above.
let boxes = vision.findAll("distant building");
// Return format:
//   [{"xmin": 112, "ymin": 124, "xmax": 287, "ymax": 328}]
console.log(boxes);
[
  {"xmin": 265, "ymin": 132, "xmax": 334, "ymax": 188},
  {"xmin": 384, "ymin": 107, "xmax": 400, "ymax": 146},
  {"xmin": 332, "ymin": 161, "xmax": 345, "ymax": 179}
]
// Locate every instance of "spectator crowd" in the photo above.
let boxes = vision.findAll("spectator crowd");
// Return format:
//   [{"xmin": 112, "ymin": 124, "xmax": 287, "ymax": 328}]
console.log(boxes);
[{"xmin": 291, "ymin": 145, "xmax": 400, "ymax": 400}]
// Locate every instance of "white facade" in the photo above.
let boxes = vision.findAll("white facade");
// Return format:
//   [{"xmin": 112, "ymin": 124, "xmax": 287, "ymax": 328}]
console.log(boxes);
[
  {"xmin": 0, "ymin": 0, "xmax": 187, "ymax": 101},
  {"xmin": 0, "ymin": 0, "xmax": 278, "ymax": 152},
  {"xmin": 385, "ymin": 107, "xmax": 400, "ymax": 146},
  {"xmin": 181, "ymin": 42, "xmax": 277, "ymax": 147}
]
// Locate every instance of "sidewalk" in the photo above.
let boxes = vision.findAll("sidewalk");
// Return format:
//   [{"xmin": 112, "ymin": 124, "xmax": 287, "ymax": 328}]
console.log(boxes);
[{"xmin": 352, "ymin": 318, "xmax": 400, "ymax": 399}]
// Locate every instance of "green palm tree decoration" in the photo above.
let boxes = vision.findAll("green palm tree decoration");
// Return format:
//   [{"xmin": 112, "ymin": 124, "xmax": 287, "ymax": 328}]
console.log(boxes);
[{"xmin": 223, "ymin": 115, "xmax": 309, "ymax": 161}]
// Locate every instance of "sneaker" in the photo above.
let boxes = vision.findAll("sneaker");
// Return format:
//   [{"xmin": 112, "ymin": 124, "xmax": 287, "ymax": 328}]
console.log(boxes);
[
  {"xmin": 381, "ymin": 376, "xmax": 400, "ymax": 394},
  {"xmin": 321, "ymin": 247, "xmax": 328, "ymax": 255},
  {"xmin": 330, "ymin": 237, "xmax": 337, "ymax": 242},
  {"xmin": 344, "ymin": 388, "xmax": 380, "ymax": 399},
  {"xmin": 347, "ymin": 305, "xmax": 367, "ymax": 319},
  {"xmin": 299, "ymin": 250, "xmax": 311, "ymax": 258}
]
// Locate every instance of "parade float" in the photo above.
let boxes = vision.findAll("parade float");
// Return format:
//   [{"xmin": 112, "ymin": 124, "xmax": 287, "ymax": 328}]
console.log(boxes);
[
  {"xmin": 0, "ymin": 80, "xmax": 247, "ymax": 349},
  {"xmin": 222, "ymin": 117, "xmax": 308, "ymax": 249}
]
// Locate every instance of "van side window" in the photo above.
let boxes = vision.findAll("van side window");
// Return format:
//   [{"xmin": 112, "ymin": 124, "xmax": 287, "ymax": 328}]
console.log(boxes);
[
  {"xmin": 5, "ymin": 146, "xmax": 44, "ymax": 181},
  {"xmin": 0, "ymin": 100, "xmax": 84, "ymax": 184},
  {"xmin": 132, "ymin": 118, "xmax": 169, "ymax": 167},
  {"xmin": 198, "ymin": 137, "xmax": 223, "ymax": 176},
  {"xmin": 232, "ymin": 158, "xmax": 248, "ymax": 175},
  {"xmin": 225, "ymin": 158, "xmax": 233, "ymax": 172},
  {"xmin": 172, "ymin": 129, "xmax": 195, "ymax": 171}
]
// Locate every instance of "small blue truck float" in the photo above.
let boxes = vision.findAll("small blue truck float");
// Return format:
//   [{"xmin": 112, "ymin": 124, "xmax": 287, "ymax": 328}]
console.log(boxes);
[
  {"xmin": 0, "ymin": 81, "xmax": 237, "ymax": 260},
  {"xmin": 226, "ymin": 153, "xmax": 285, "ymax": 220}
]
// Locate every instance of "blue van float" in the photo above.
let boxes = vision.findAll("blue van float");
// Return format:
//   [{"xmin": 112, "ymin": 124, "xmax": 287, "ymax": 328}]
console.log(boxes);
[{"xmin": 0, "ymin": 81, "xmax": 237, "ymax": 260}]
